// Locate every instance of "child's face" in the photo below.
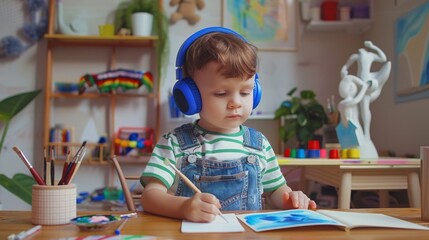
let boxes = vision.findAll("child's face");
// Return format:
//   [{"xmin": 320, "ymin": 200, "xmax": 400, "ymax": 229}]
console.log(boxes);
[{"xmin": 194, "ymin": 62, "xmax": 254, "ymax": 134}]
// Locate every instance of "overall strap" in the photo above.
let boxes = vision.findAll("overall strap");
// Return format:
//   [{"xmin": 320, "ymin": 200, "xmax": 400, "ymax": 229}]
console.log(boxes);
[
  {"xmin": 174, "ymin": 123, "xmax": 199, "ymax": 150},
  {"xmin": 242, "ymin": 125, "xmax": 263, "ymax": 151}
]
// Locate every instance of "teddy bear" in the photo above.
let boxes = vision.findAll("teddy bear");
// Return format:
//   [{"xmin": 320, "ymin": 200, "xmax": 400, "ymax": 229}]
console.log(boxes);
[{"xmin": 169, "ymin": 0, "xmax": 205, "ymax": 25}]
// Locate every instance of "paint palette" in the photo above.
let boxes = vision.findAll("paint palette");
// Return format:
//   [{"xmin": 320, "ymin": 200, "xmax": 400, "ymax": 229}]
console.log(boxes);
[{"xmin": 70, "ymin": 214, "xmax": 121, "ymax": 231}]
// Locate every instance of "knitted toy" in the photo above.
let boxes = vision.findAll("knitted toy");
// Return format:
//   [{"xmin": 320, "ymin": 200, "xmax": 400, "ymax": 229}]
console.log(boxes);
[
  {"xmin": 78, "ymin": 69, "xmax": 153, "ymax": 94},
  {"xmin": 169, "ymin": 0, "xmax": 205, "ymax": 25},
  {"xmin": 0, "ymin": 0, "xmax": 48, "ymax": 59}
]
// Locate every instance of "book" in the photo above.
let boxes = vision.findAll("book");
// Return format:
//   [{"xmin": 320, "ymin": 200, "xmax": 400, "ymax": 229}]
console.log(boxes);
[
  {"xmin": 236, "ymin": 209, "xmax": 429, "ymax": 232},
  {"xmin": 181, "ymin": 213, "xmax": 245, "ymax": 233}
]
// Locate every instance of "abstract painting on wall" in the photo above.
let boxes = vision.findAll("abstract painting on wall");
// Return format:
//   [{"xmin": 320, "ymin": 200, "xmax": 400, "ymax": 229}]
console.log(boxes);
[
  {"xmin": 395, "ymin": 1, "xmax": 429, "ymax": 103},
  {"xmin": 221, "ymin": 0, "xmax": 297, "ymax": 51}
]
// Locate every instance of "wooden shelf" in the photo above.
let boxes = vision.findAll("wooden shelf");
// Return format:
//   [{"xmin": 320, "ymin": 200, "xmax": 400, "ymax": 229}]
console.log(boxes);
[
  {"xmin": 304, "ymin": 0, "xmax": 373, "ymax": 34},
  {"xmin": 115, "ymin": 155, "xmax": 151, "ymax": 164},
  {"xmin": 51, "ymin": 92, "xmax": 157, "ymax": 99},
  {"xmin": 47, "ymin": 142, "xmax": 151, "ymax": 164},
  {"xmin": 249, "ymin": 114, "xmax": 275, "ymax": 120},
  {"xmin": 44, "ymin": 34, "xmax": 158, "ymax": 47},
  {"xmin": 307, "ymin": 19, "xmax": 372, "ymax": 33},
  {"xmin": 43, "ymin": 0, "xmax": 162, "ymax": 168}
]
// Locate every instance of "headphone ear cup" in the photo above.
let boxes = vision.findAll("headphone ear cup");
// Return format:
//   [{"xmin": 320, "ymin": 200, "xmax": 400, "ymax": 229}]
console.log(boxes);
[
  {"xmin": 253, "ymin": 76, "xmax": 262, "ymax": 109},
  {"xmin": 173, "ymin": 78, "xmax": 202, "ymax": 115}
]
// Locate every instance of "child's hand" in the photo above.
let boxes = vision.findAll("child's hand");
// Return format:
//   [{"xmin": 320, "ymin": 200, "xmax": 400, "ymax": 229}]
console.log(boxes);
[
  {"xmin": 182, "ymin": 193, "xmax": 222, "ymax": 222},
  {"xmin": 283, "ymin": 191, "xmax": 317, "ymax": 210}
]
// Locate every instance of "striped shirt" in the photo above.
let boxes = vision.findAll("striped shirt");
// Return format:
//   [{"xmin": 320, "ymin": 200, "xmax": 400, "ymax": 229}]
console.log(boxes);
[{"xmin": 141, "ymin": 122, "xmax": 286, "ymax": 194}]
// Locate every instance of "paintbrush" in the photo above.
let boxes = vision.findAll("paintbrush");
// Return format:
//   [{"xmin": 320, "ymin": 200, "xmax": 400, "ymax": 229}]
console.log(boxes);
[
  {"xmin": 66, "ymin": 148, "xmax": 86, "ymax": 184},
  {"xmin": 50, "ymin": 146, "xmax": 55, "ymax": 185},
  {"xmin": 12, "ymin": 146, "xmax": 45, "ymax": 185},
  {"xmin": 163, "ymin": 158, "xmax": 228, "ymax": 223},
  {"xmin": 43, "ymin": 147, "xmax": 47, "ymax": 183},
  {"xmin": 59, "ymin": 141, "xmax": 86, "ymax": 185}
]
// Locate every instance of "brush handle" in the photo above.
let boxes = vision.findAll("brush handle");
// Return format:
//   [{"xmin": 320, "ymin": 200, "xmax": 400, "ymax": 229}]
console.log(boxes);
[
  {"xmin": 30, "ymin": 168, "xmax": 46, "ymax": 185},
  {"xmin": 168, "ymin": 162, "xmax": 201, "ymax": 193}
]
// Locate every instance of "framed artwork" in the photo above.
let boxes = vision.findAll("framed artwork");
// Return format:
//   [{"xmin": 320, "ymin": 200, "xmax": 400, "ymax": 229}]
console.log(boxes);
[
  {"xmin": 394, "ymin": 1, "xmax": 429, "ymax": 103},
  {"xmin": 221, "ymin": 0, "xmax": 297, "ymax": 51}
]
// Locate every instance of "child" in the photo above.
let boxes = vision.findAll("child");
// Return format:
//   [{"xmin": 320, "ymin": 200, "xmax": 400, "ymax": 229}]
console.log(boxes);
[{"xmin": 141, "ymin": 27, "xmax": 317, "ymax": 222}]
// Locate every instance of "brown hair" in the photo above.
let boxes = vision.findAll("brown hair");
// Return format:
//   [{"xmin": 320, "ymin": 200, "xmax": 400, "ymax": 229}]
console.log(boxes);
[{"xmin": 183, "ymin": 32, "xmax": 258, "ymax": 80}]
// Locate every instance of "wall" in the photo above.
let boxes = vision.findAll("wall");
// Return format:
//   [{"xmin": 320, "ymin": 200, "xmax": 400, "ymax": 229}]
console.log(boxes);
[{"xmin": 1, "ymin": 0, "xmax": 426, "ymax": 210}]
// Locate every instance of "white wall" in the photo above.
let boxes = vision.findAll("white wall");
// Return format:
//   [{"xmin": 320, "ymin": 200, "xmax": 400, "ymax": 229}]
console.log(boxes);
[{"xmin": 1, "ymin": 0, "xmax": 427, "ymax": 210}]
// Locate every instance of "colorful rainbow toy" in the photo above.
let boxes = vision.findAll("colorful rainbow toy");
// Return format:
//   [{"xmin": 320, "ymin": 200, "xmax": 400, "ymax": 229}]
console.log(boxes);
[{"xmin": 78, "ymin": 69, "xmax": 153, "ymax": 94}]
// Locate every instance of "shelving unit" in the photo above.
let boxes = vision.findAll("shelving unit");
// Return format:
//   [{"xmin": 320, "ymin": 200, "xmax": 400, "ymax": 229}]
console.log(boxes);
[
  {"xmin": 303, "ymin": 0, "xmax": 373, "ymax": 33},
  {"xmin": 43, "ymin": 0, "xmax": 161, "ymax": 165}
]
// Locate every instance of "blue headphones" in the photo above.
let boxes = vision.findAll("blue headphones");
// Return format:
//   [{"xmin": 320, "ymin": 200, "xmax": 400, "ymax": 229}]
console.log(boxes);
[{"xmin": 173, "ymin": 26, "xmax": 262, "ymax": 115}]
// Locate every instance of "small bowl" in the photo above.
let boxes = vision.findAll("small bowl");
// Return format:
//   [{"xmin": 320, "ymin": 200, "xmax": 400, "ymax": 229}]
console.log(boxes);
[{"xmin": 70, "ymin": 214, "xmax": 121, "ymax": 231}]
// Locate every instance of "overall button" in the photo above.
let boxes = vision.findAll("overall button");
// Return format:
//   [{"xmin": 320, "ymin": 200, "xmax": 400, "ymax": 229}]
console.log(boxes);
[
  {"xmin": 187, "ymin": 155, "xmax": 197, "ymax": 163},
  {"xmin": 247, "ymin": 155, "xmax": 256, "ymax": 164}
]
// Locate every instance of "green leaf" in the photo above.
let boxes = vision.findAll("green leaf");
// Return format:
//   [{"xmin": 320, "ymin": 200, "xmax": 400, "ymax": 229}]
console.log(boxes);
[
  {"xmin": 297, "ymin": 113, "xmax": 308, "ymax": 126},
  {"xmin": 13, "ymin": 173, "xmax": 36, "ymax": 194},
  {"xmin": 0, "ymin": 173, "xmax": 35, "ymax": 205},
  {"xmin": 274, "ymin": 107, "xmax": 291, "ymax": 119},
  {"xmin": 0, "ymin": 90, "xmax": 42, "ymax": 122},
  {"xmin": 0, "ymin": 90, "xmax": 42, "ymax": 154},
  {"xmin": 287, "ymin": 87, "xmax": 297, "ymax": 97},
  {"xmin": 301, "ymin": 90, "xmax": 316, "ymax": 99},
  {"xmin": 297, "ymin": 127, "xmax": 312, "ymax": 147}
]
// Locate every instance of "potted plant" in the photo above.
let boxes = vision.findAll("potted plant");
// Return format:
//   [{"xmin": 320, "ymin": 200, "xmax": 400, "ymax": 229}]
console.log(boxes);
[
  {"xmin": 114, "ymin": 0, "xmax": 169, "ymax": 81},
  {"xmin": 0, "ymin": 89, "xmax": 42, "ymax": 205},
  {"xmin": 274, "ymin": 87, "xmax": 328, "ymax": 148}
]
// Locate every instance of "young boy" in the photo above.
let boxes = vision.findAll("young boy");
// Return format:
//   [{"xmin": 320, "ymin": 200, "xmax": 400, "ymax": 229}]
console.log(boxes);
[{"xmin": 141, "ymin": 27, "xmax": 317, "ymax": 222}]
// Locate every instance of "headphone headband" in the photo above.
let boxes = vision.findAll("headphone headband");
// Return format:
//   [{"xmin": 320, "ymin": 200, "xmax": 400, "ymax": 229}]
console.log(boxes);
[
  {"xmin": 173, "ymin": 26, "xmax": 261, "ymax": 115},
  {"xmin": 175, "ymin": 27, "xmax": 248, "ymax": 81}
]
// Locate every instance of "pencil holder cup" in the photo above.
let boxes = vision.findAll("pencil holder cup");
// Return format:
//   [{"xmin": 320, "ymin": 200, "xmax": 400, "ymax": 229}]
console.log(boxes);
[
  {"xmin": 32, "ymin": 184, "xmax": 76, "ymax": 225},
  {"xmin": 421, "ymin": 146, "xmax": 429, "ymax": 221}
]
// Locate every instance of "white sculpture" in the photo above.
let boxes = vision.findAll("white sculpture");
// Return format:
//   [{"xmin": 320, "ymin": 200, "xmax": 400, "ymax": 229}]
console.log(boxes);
[{"xmin": 337, "ymin": 41, "xmax": 391, "ymax": 159}]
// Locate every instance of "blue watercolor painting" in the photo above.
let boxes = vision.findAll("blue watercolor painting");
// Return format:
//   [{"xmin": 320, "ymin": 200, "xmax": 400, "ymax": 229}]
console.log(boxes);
[
  {"xmin": 395, "ymin": 1, "xmax": 429, "ymax": 102},
  {"xmin": 237, "ymin": 209, "xmax": 342, "ymax": 232}
]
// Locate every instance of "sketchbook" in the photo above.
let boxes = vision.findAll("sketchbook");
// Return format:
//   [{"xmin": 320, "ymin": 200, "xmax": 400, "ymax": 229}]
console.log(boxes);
[
  {"xmin": 236, "ymin": 209, "xmax": 429, "ymax": 232},
  {"xmin": 181, "ymin": 213, "xmax": 245, "ymax": 233}
]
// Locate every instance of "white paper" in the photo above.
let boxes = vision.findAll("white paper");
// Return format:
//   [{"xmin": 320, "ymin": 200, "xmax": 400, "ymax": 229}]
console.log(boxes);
[
  {"xmin": 317, "ymin": 210, "xmax": 429, "ymax": 230},
  {"xmin": 181, "ymin": 213, "xmax": 245, "ymax": 233}
]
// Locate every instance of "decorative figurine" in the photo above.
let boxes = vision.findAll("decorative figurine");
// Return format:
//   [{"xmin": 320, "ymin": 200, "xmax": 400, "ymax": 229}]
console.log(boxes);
[
  {"xmin": 169, "ymin": 0, "xmax": 205, "ymax": 25},
  {"xmin": 336, "ymin": 41, "xmax": 391, "ymax": 159},
  {"xmin": 57, "ymin": 0, "xmax": 88, "ymax": 35}
]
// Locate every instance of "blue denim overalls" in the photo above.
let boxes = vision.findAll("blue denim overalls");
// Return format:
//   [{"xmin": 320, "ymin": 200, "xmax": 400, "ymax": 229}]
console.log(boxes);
[{"xmin": 173, "ymin": 123, "xmax": 263, "ymax": 210}]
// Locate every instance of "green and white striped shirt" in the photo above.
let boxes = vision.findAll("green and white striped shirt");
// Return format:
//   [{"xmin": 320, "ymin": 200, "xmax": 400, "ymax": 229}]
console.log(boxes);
[{"xmin": 141, "ymin": 122, "xmax": 286, "ymax": 194}]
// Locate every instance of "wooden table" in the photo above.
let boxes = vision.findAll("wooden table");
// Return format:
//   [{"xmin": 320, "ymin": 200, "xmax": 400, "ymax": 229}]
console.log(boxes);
[
  {"xmin": 1, "ymin": 209, "xmax": 429, "ymax": 240},
  {"xmin": 277, "ymin": 157, "xmax": 421, "ymax": 209}
]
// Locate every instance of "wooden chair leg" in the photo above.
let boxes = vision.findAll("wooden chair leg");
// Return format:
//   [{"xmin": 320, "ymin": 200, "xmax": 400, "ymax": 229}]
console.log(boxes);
[{"xmin": 111, "ymin": 155, "xmax": 136, "ymax": 212}]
